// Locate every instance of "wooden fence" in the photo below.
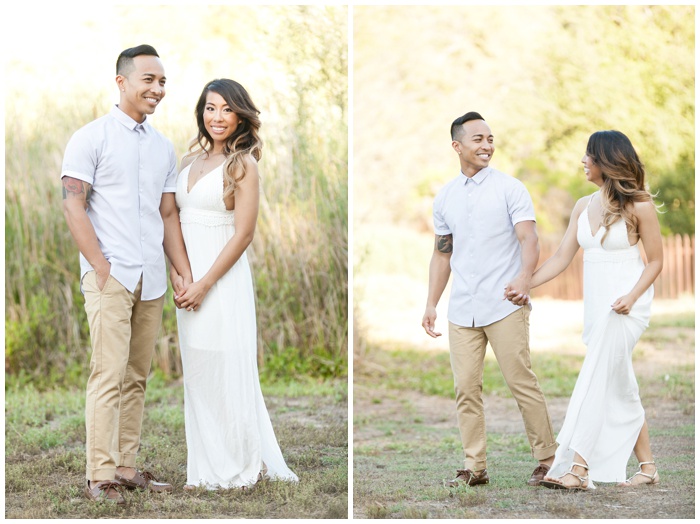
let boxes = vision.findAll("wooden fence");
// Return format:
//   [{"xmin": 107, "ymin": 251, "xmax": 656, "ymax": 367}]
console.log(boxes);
[{"xmin": 532, "ymin": 234, "xmax": 694, "ymax": 300}]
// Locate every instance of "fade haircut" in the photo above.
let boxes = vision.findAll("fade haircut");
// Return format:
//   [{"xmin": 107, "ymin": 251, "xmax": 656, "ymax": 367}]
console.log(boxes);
[
  {"xmin": 451, "ymin": 111, "xmax": 485, "ymax": 141},
  {"xmin": 116, "ymin": 44, "xmax": 160, "ymax": 76}
]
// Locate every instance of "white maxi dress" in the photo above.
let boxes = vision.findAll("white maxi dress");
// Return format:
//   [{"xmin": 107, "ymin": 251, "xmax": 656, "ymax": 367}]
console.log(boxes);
[
  {"xmin": 547, "ymin": 193, "xmax": 653, "ymax": 487},
  {"xmin": 175, "ymin": 162, "xmax": 298, "ymax": 489}
]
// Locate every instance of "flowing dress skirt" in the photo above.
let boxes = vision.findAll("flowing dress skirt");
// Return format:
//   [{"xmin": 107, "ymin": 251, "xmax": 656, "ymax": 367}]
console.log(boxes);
[
  {"xmin": 548, "ymin": 208, "xmax": 653, "ymax": 486},
  {"xmin": 175, "ymin": 164, "xmax": 298, "ymax": 489}
]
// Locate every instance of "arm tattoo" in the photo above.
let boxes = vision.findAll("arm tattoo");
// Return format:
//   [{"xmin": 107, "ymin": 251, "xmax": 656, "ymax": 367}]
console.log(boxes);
[
  {"xmin": 436, "ymin": 234, "xmax": 453, "ymax": 254},
  {"xmin": 62, "ymin": 177, "xmax": 84, "ymax": 199},
  {"xmin": 62, "ymin": 177, "xmax": 92, "ymax": 204}
]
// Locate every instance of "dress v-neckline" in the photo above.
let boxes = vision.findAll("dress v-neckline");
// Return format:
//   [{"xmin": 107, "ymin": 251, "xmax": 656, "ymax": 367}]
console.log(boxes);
[
  {"xmin": 585, "ymin": 208, "xmax": 604, "ymax": 238},
  {"xmin": 584, "ymin": 194, "xmax": 636, "ymax": 248},
  {"xmin": 586, "ymin": 193, "xmax": 603, "ymax": 238},
  {"xmin": 187, "ymin": 160, "xmax": 225, "ymax": 194}
]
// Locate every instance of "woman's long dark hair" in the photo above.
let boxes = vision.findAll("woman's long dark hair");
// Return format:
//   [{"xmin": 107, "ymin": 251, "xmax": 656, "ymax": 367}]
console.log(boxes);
[
  {"xmin": 187, "ymin": 79, "xmax": 262, "ymax": 200},
  {"xmin": 585, "ymin": 130, "xmax": 653, "ymax": 242}
]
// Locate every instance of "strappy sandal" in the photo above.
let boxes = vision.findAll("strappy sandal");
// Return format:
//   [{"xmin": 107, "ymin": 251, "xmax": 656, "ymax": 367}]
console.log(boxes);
[
  {"xmin": 617, "ymin": 461, "xmax": 659, "ymax": 487},
  {"xmin": 540, "ymin": 462, "xmax": 591, "ymax": 491}
]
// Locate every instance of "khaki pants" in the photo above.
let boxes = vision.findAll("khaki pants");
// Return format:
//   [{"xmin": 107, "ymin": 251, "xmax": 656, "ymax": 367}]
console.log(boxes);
[
  {"xmin": 82, "ymin": 272, "xmax": 164, "ymax": 481},
  {"xmin": 448, "ymin": 307, "xmax": 557, "ymax": 471}
]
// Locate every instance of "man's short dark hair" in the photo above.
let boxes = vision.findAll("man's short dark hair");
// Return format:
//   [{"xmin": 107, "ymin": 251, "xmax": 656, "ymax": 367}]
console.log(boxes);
[
  {"xmin": 116, "ymin": 44, "xmax": 160, "ymax": 76},
  {"xmin": 451, "ymin": 111, "xmax": 485, "ymax": 140}
]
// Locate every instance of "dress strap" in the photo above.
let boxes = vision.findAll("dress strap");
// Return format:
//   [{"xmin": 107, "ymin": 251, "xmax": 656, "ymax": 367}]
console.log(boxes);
[{"xmin": 586, "ymin": 191, "xmax": 598, "ymax": 209}]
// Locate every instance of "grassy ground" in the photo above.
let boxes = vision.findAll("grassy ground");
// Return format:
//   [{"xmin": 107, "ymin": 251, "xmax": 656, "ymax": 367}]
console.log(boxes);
[
  {"xmin": 353, "ymin": 310, "xmax": 695, "ymax": 519},
  {"xmin": 5, "ymin": 376, "xmax": 348, "ymax": 519}
]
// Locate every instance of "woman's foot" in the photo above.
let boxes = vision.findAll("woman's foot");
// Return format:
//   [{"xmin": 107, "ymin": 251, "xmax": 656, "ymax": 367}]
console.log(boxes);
[
  {"xmin": 618, "ymin": 461, "xmax": 659, "ymax": 487},
  {"xmin": 540, "ymin": 462, "xmax": 590, "ymax": 490}
]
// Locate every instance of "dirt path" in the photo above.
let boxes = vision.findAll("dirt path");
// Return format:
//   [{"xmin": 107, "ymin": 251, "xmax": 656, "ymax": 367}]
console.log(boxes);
[{"xmin": 354, "ymin": 388, "xmax": 691, "ymax": 451}]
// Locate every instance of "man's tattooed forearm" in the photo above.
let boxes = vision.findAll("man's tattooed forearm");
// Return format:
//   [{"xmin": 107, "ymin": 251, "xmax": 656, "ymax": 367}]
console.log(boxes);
[{"xmin": 436, "ymin": 234, "xmax": 453, "ymax": 254}]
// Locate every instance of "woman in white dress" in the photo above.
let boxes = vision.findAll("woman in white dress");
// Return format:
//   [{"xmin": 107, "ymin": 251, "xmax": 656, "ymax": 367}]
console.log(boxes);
[
  {"xmin": 507, "ymin": 130, "xmax": 663, "ymax": 490},
  {"xmin": 170, "ymin": 79, "xmax": 298, "ymax": 490}
]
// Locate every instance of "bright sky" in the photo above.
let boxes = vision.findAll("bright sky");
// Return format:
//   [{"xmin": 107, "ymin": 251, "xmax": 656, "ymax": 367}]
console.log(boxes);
[{"xmin": 3, "ymin": 4, "xmax": 293, "ymax": 133}]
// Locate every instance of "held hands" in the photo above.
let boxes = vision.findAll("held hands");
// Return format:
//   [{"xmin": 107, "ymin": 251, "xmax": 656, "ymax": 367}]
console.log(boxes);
[
  {"xmin": 175, "ymin": 279, "xmax": 211, "ymax": 312},
  {"xmin": 171, "ymin": 274, "xmax": 186, "ymax": 304},
  {"xmin": 504, "ymin": 276, "xmax": 532, "ymax": 306},
  {"xmin": 504, "ymin": 288, "xmax": 530, "ymax": 306},
  {"xmin": 422, "ymin": 306, "xmax": 442, "ymax": 338},
  {"xmin": 170, "ymin": 269, "xmax": 202, "ymax": 311},
  {"xmin": 169, "ymin": 268, "xmax": 187, "ymax": 309}
]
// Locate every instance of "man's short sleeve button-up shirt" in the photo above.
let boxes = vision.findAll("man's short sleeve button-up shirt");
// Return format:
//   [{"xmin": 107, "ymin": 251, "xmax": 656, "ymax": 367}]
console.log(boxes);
[
  {"xmin": 433, "ymin": 167, "xmax": 536, "ymax": 327},
  {"xmin": 61, "ymin": 105, "xmax": 177, "ymax": 300}
]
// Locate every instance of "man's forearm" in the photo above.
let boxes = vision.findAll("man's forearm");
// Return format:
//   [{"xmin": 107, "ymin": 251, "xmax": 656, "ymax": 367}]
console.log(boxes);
[
  {"xmin": 519, "ymin": 234, "xmax": 539, "ymax": 280},
  {"xmin": 63, "ymin": 203, "xmax": 109, "ymax": 272},
  {"xmin": 426, "ymin": 252, "xmax": 451, "ymax": 308},
  {"xmin": 162, "ymin": 214, "xmax": 192, "ymax": 281}
]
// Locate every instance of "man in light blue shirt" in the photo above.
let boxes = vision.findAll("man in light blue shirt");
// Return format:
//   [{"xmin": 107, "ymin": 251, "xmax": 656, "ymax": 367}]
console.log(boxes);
[
  {"xmin": 62, "ymin": 44, "xmax": 192, "ymax": 503},
  {"xmin": 422, "ymin": 111, "xmax": 556, "ymax": 488}
]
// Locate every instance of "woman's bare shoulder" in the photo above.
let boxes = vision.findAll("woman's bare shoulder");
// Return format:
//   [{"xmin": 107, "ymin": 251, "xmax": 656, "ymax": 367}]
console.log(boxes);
[
  {"xmin": 631, "ymin": 199, "xmax": 658, "ymax": 218},
  {"xmin": 241, "ymin": 153, "xmax": 259, "ymax": 168},
  {"xmin": 571, "ymin": 194, "xmax": 592, "ymax": 216},
  {"xmin": 180, "ymin": 153, "xmax": 199, "ymax": 170}
]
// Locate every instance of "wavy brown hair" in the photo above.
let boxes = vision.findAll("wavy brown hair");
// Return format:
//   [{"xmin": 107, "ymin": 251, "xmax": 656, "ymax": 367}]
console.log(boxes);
[
  {"xmin": 585, "ymin": 130, "xmax": 653, "ymax": 243},
  {"xmin": 187, "ymin": 79, "xmax": 262, "ymax": 201}
]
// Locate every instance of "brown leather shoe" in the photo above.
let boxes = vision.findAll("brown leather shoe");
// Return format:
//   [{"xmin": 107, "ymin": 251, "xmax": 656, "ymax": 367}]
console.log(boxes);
[
  {"xmin": 445, "ymin": 468, "xmax": 490, "ymax": 487},
  {"xmin": 115, "ymin": 470, "xmax": 173, "ymax": 493},
  {"xmin": 528, "ymin": 463, "xmax": 551, "ymax": 486},
  {"xmin": 84, "ymin": 480, "xmax": 125, "ymax": 504}
]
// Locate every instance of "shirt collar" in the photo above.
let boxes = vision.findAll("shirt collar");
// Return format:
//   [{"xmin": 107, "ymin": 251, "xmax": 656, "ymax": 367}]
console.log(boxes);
[
  {"xmin": 460, "ymin": 167, "xmax": 491, "ymax": 185},
  {"xmin": 110, "ymin": 104, "xmax": 149, "ymax": 131}
]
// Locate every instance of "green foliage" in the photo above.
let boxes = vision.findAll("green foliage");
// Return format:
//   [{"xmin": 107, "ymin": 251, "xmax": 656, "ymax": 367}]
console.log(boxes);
[
  {"xmin": 252, "ymin": 6, "xmax": 348, "ymax": 369},
  {"xmin": 259, "ymin": 344, "xmax": 347, "ymax": 383},
  {"xmin": 5, "ymin": 96, "xmax": 94, "ymax": 389},
  {"xmin": 654, "ymin": 154, "xmax": 695, "ymax": 235},
  {"xmin": 354, "ymin": 5, "xmax": 694, "ymax": 235},
  {"xmin": 649, "ymin": 311, "xmax": 695, "ymax": 329}
]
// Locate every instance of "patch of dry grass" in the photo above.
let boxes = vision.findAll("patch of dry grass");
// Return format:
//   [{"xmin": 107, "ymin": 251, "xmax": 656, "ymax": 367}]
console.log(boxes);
[
  {"xmin": 353, "ymin": 313, "xmax": 694, "ymax": 519},
  {"xmin": 5, "ymin": 378, "xmax": 348, "ymax": 519}
]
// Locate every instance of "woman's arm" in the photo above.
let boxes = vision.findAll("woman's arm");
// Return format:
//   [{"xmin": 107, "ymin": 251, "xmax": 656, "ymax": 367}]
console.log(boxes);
[
  {"xmin": 531, "ymin": 198, "xmax": 586, "ymax": 288},
  {"xmin": 611, "ymin": 200, "xmax": 663, "ymax": 314},
  {"xmin": 506, "ymin": 196, "xmax": 586, "ymax": 303},
  {"xmin": 177, "ymin": 155, "xmax": 259, "ymax": 311}
]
